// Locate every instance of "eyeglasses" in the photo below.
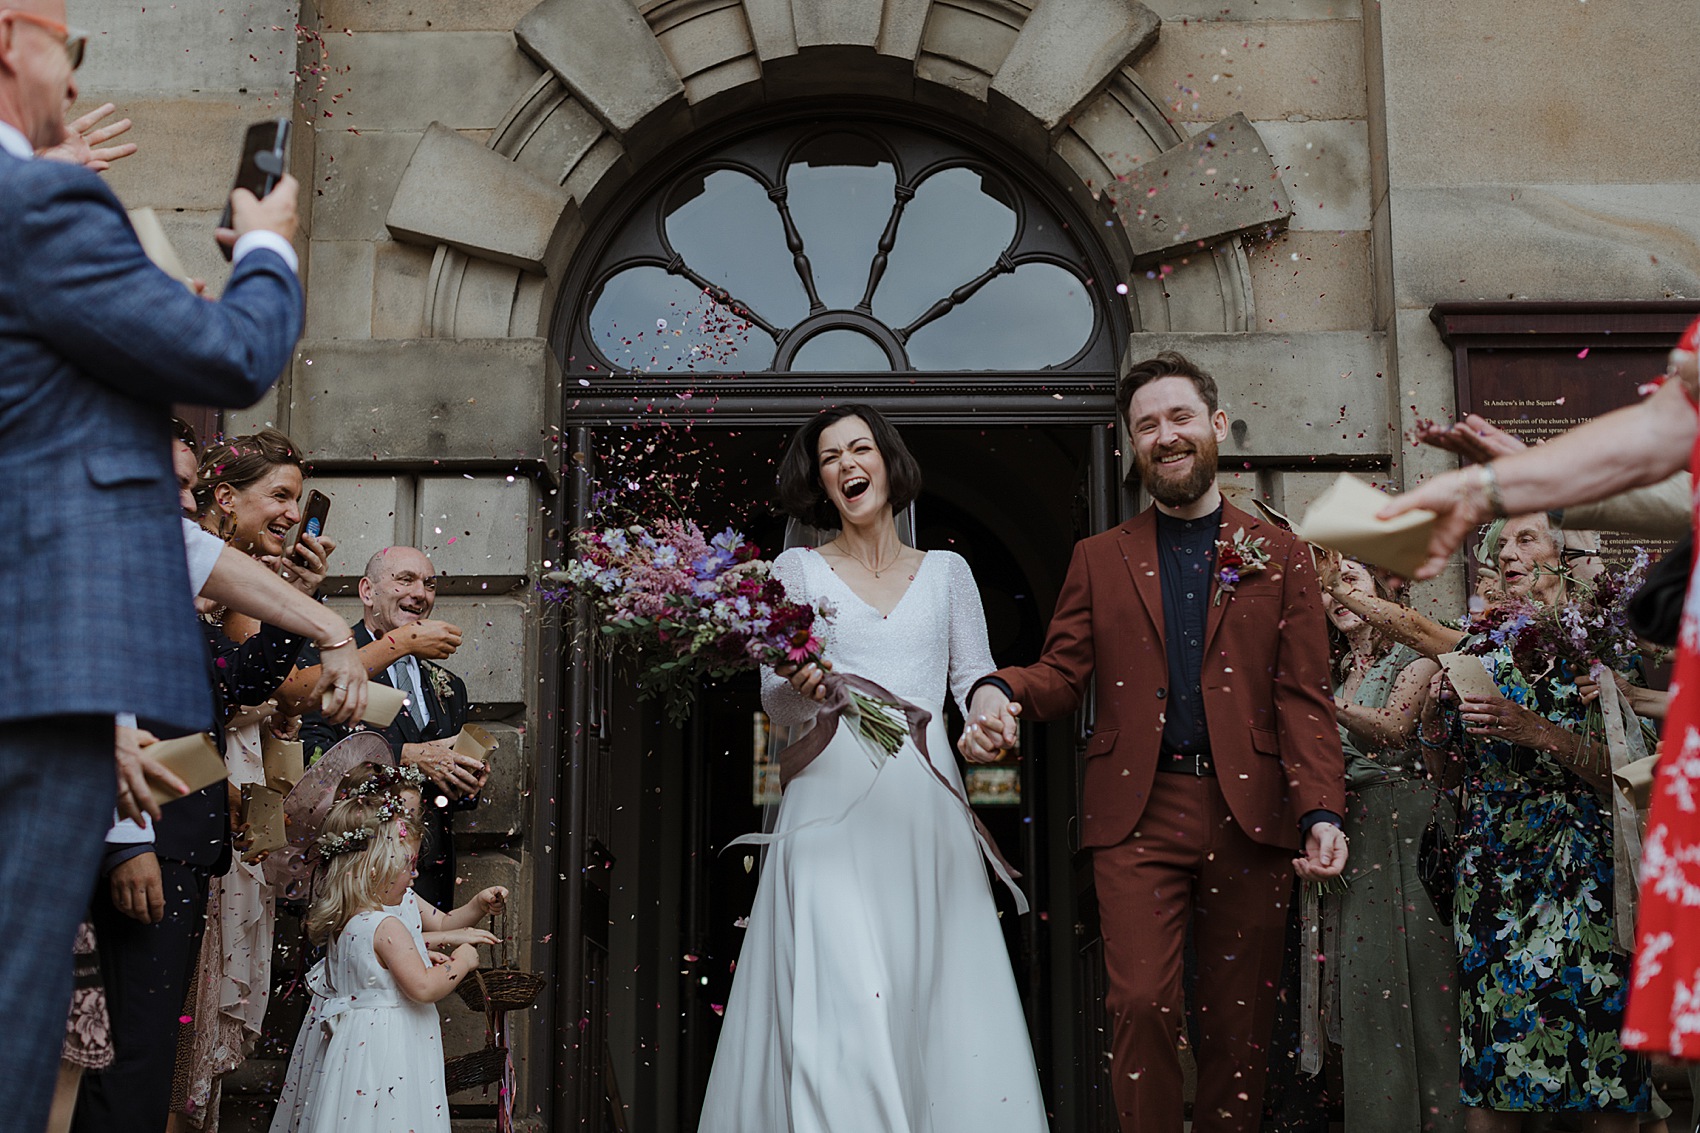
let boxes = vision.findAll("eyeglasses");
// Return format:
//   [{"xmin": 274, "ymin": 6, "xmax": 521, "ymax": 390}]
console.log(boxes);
[{"xmin": 2, "ymin": 10, "xmax": 87, "ymax": 69}]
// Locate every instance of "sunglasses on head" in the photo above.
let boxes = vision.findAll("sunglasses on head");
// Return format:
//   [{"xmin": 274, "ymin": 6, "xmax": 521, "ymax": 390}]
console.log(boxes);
[{"xmin": 2, "ymin": 10, "xmax": 87, "ymax": 69}]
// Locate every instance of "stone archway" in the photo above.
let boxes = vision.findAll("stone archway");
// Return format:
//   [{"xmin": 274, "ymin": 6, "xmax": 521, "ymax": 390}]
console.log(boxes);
[{"xmin": 379, "ymin": 0, "xmax": 1293, "ymax": 347}]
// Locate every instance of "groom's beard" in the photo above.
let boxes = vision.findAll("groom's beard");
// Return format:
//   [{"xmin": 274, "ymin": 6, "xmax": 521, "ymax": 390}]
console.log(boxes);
[{"xmin": 1135, "ymin": 433, "xmax": 1220, "ymax": 508}]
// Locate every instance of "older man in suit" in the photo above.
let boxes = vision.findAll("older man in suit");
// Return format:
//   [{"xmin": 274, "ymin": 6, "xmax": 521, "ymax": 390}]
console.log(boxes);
[
  {"xmin": 962, "ymin": 352, "xmax": 1348, "ymax": 1133},
  {"xmin": 0, "ymin": 4, "xmax": 317, "ymax": 1126},
  {"xmin": 299, "ymin": 546, "xmax": 487, "ymax": 910}
]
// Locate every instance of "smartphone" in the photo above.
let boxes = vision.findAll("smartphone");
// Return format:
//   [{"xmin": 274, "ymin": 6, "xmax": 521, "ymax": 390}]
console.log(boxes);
[
  {"xmin": 300, "ymin": 490, "xmax": 331, "ymax": 540},
  {"xmin": 216, "ymin": 118, "xmax": 292, "ymax": 261}
]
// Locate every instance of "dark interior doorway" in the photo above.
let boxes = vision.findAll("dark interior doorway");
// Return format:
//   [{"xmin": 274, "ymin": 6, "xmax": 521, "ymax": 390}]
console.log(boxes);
[{"xmin": 588, "ymin": 420, "xmax": 1119, "ymax": 1132}]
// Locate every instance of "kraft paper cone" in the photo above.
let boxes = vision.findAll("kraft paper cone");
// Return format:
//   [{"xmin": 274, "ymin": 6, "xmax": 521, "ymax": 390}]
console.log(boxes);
[
  {"xmin": 451, "ymin": 723, "xmax": 497, "ymax": 764},
  {"xmin": 147, "ymin": 732, "xmax": 227, "ymax": 807},
  {"xmin": 1292, "ymin": 473, "xmax": 1437, "ymax": 580},
  {"xmin": 261, "ymin": 732, "xmax": 304, "ymax": 793},
  {"xmin": 241, "ymin": 784, "xmax": 288, "ymax": 862},
  {"xmin": 127, "ymin": 207, "xmax": 194, "ymax": 290},
  {"xmin": 349, "ymin": 682, "xmax": 406, "ymax": 727},
  {"xmin": 1614, "ymin": 753, "xmax": 1659, "ymax": 811},
  {"xmin": 1438, "ymin": 651, "xmax": 1502, "ymax": 702}
]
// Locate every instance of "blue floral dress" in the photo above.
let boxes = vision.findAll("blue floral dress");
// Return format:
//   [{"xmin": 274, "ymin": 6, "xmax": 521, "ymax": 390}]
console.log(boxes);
[{"xmin": 1452, "ymin": 642, "xmax": 1649, "ymax": 1112}]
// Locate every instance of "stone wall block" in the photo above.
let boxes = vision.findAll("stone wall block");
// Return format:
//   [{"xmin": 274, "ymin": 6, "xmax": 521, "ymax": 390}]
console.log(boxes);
[
  {"xmin": 914, "ymin": 1, "xmax": 1023, "ymax": 107},
  {"xmin": 791, "ymin": 0, "xmax": 882, "ymax": 49},
  {"xmin": 743, "ymin": 0, "xmax": 799, "ymax": 60},
  {"xmin": 371, "ymin": 242, "xmax": 435, "ymax": 339},
  {"xmin": 431, "ymin": 599, "xmax": 532, "ymax": 705},
  {"xmin": 324, "ymin": 31, "xmax": 542, "ymax": 131},
  {"xmin": 1243, "ymin": 230, "xmax": 1373, "ymax": 333},
  {"xmin": 1144, "ymin": 0, "xmax": 1360, "ymax": 17},
  {"xmin": 387, "ymin": 124, "xmax": 576, "ymax": 272},
  {"xmin": 1256, "ymin": 119, "xmax": 1371, "ymax": 233},
  {"xmin": 1106, "ymin": 113, "xmax": 1291, "ymax": 260},
  {"xmin": 417, "ymin": 477, "xmax": 537, "ymax": 578},
  {"xmin": 875, "ymin": 0, "xmax": 934, "ymax": 61},
  {"xmin": 79, "ymin": 96, "xmax": 255, "ymax": 212},
  {"xmin": 1141, "ymin": 19, "xmax": 1367, "ymax": 126},
  {"xmin": 313, "ymin": 130, "xmax": 424, "ymax": 243},
  {"xmin": 296, "ymin": 475, "xmax": 409, "ymax": 578},
  {"xmin": 1122, "ymin": 331, "xmax": 1389, "ymax": 460},
  {"xmin": 452, "ymin": 723, "xmax": 528, "ymax": 842},
  {"xmin": 988, "ymin": 0, "xmax": 1160, "ymax": 146},
  {"xmin": 305, "ymin": 240, "xmax": 377, "ymax": 339},
  {"xmin": 289, "ymin": 337, "xmax": 561, "ymax": 465},
  {"xmin": 319, "ymin": 0, "xmax": 540, "ymax": 31},
  {"xmin": 74, "ymin": 5, "xmax": 295, "ymax": 93},
  {"xmin": 516, "ymin": 0, "xmax": 687, "ymax": 140},
  {"xmin": 501, "ymin": 86, "xmax": 611, "ymax": 188},
  {"xmin": 647, "ymin": 0, "xmax": 759, "ymax": 105}
]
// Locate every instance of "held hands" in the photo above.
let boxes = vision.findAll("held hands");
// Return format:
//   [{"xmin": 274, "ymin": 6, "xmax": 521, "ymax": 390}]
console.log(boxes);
[
  {"xmin": 1293, "ymin": 822, "xmax": 1348, "ymax": 881},
  {"xmin": 216, "ymin": 172, "xmax": 299, "ymax": 251},
  {"xmin": 958, "ymin": 686, "xmax": 1020, "ymax": 763},
  {"xmin": 114, "ymin": 725, "xmax": 187, "ymax": 824}
]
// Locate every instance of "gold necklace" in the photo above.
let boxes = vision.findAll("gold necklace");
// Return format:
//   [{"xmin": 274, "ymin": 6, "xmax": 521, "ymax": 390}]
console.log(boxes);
[{"xmin": 838, "ymin": 541, "xmax": 901, "ymax": 578}]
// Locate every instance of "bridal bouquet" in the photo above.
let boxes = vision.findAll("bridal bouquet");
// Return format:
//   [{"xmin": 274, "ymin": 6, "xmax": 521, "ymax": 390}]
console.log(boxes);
[{"xmin": 542, "ymin": 521, "xmax": 912, "ymax": 757}]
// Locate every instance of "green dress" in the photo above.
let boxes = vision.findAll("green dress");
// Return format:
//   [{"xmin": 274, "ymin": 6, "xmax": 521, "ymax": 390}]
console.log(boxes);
[
  {"xmin": 1330, "ymin": 645, "xmax": 1462, "ymax": 1132},
  {"xmin": 1453, "ymin": 642, "xmax": 1649, "ymax": 1112}
]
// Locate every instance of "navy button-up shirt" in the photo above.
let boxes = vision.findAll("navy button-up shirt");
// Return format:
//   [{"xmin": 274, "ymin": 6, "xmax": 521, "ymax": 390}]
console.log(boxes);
[{"xmin": 1156, "ymin": 505, "xmax": 1220, "ymax": 759}]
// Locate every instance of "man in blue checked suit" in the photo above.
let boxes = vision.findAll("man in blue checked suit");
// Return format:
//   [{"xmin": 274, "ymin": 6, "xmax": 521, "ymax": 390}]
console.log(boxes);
[{"xmin": 0, "ymin": 4, "xmax": 306, "ymax": 1127}]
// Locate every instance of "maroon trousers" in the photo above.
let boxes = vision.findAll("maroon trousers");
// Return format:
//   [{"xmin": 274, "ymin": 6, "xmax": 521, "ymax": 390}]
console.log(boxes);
[{"xmin": 1094, "ymin": 773, "xmax": 1295, "ymax": 1132}]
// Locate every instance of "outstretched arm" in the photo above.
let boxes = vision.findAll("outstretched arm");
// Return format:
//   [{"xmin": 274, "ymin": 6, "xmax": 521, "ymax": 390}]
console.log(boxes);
[
  {"xmin": 1336, "ymin": 656, "xmax": 1439, "ymax": 750},
  {"xmin": 1382, "ymin": 378, "xmax": 1695, "ymax": 578}
]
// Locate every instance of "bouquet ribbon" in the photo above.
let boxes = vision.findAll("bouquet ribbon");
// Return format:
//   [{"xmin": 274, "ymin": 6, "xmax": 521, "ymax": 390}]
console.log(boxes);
[{"xmin": 733, "ymin": 670, "xmax": 1027, "ymax": 914}]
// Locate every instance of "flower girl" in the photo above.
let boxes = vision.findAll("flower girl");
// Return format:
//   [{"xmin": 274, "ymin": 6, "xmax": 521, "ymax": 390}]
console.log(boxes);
[{"xmin": 269, "ymin": 765, "xmax": 506, "ymax": 1133}]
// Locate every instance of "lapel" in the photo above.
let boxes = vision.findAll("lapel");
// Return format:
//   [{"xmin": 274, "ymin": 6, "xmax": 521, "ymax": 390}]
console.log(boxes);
[
  {"xmin": 1203, "ymin": 503, "xmax": 1264, "ymax": 654},
  {"xmin": 1116, "ymin": 509, "xmax": 1166, "ymax": 652},
  {"xmin": 358, "ymin": 620, "xmax": 422, "ymax": 744}
]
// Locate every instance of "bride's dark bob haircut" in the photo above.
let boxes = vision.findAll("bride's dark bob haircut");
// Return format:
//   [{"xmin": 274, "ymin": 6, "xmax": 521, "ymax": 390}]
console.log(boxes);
[{"xmin": 776, "ymin": 404, "xmax": 922, "ymax": 530}]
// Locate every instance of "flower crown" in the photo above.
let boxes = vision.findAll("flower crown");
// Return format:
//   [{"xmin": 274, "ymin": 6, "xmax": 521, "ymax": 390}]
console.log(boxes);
[{"xmin": 312, "ymin": 764, "xmax": 429, "ymax": 860}]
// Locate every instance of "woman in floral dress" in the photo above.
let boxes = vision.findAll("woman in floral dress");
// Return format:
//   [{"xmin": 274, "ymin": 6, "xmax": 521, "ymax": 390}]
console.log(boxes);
[{"xmin": 1441, "ymin": 512, "xmax": 1651, "ymax": 1130}]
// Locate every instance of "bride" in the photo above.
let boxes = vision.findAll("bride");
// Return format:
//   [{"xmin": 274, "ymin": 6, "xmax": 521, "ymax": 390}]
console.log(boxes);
[{"xmin": 697, "ymin": 405, "xmax": 1048, "ymax": 1132}]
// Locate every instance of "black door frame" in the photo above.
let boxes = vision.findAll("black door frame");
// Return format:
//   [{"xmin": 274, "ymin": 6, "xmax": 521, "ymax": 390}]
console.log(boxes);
[{"xmin": 543, "ymin": 383, "xmax": 1127, "ymax": 1130}]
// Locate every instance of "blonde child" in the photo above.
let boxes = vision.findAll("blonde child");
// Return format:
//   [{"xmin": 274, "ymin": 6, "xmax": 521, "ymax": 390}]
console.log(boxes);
[{"xmin": 269, "ymin": 765, "xmax": 506, "ymax": 1133}]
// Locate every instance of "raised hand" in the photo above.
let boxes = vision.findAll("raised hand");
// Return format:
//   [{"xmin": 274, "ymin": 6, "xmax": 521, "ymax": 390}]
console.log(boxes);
[
  {"xmin": 475, "ymin": 885, "xmax": 509, "ymax": 916},
  {"xmin": 38, "ymin": 103, "xmax": 136, "ymax": 171},
  {"xmin": 397, "ymin": 618, "xmax": 463, "ymax": 661},
  {"xmin": 216, "ymin": 172, "xmax": 299, "ymax": 250},
  {"xmin": 1415, "ymin": 414, "xmax": 1528, "ymax": 464}
]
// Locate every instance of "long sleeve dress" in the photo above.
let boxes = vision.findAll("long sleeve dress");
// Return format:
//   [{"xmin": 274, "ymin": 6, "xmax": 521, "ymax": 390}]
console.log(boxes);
[{"xmin": 696, "ymin": 548, "xmax": 1047, "ymax": 1133}]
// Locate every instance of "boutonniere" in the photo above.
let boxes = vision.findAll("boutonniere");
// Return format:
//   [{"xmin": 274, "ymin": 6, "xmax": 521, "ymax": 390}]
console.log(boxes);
[
  {"xmin": 1214, "ymin": 527, "xmax": 1272, "ymax": 606},
  {"xmin": 425, "ymin": 664, "xmax": 455, "ymax": 704}
]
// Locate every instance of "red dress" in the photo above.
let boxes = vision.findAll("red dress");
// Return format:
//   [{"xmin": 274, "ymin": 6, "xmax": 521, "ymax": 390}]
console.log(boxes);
[{"xmin": 1624, "ymin": 332, "xmax": 1700, "ymax": 1058}]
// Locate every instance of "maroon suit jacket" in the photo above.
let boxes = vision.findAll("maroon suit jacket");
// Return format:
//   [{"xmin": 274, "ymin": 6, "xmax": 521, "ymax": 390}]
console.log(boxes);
[{"xmin": 994, "ymin": 502, "xmax": 1344, "ymax": 852}]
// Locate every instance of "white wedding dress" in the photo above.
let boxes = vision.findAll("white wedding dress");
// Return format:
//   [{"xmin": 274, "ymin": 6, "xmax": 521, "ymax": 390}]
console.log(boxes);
[{"xmin": 697, "ymin": 548, "xmax": 1048, "ymax": 1133}]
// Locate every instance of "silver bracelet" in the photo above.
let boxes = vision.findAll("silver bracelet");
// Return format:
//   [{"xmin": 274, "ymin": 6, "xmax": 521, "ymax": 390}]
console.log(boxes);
[{"xmin": 1478, "ymin": 462, "xmax": 1507, "ymax": 518}]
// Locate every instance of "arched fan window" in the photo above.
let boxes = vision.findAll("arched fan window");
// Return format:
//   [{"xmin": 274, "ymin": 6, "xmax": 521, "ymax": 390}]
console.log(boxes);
[{"xmin": 571, "ymin": 120, "xmax": 1115, "ymax": 375}]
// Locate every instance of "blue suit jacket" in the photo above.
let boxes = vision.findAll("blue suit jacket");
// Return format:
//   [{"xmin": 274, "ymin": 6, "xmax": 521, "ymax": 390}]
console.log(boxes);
[{"xmin": 0, "ymin": 150, "xmax": 303, "ymax": 733}]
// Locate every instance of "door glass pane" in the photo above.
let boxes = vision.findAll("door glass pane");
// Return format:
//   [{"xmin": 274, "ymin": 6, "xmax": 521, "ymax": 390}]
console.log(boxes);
[
  {"xmin": 588, "ymin": 266, "xmax": 775, "ymax": 373},
  {"xmin": 784, "ymin": 134, "xmax": 894, "ymax": 311},
  {"xmin": 664, "ymin": 169, "xmax": 809, "ymax": 332},
  {"xmin": 873, "ymin": 166, "xmax": 1017, "ymax": 329},
  {"xmin": 788, "ymin": 328, "xmax": 893, "ymax": 372},
  {"xmin": 905, "ymin": 263, "xmax": 1094, "ymax": 371}
]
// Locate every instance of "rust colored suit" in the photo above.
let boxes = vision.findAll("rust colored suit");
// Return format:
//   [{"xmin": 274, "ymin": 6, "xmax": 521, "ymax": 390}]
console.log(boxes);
[{"xmin": 993, "ymin": 502, "xmax": 1343, "ymax": 1132}]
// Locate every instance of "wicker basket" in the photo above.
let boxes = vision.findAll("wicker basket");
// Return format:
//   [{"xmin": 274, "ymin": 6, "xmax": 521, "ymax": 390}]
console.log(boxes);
[
  {"xmin": 454, "ymin": 913, "xmax": 548, "ymax": 1013},
  {"xmin": 445, "ymin": 970, "xmax": 509, "ymax": 1094}
]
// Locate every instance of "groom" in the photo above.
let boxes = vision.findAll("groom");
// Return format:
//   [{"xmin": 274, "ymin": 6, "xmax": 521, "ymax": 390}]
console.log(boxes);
[{"xmin": 962, "ymin": 351, "xmax": 1346, "ymax": 1132}]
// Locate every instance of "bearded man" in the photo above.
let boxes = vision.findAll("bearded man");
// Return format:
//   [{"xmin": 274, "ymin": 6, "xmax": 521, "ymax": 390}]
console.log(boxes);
[{"xmin": 960, "ymin": 351, "xmax": 1347, "ymax": 1132}]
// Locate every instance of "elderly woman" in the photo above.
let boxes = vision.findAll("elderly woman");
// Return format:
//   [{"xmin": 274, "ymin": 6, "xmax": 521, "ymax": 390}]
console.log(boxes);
[
  {"xmin": 1320, "ymin": 558, "xmax": 1460, "ymax": 1132},
  {"xmin": 1430, "ymin": 512, "xmax": 1649, "ymax": 1132}
]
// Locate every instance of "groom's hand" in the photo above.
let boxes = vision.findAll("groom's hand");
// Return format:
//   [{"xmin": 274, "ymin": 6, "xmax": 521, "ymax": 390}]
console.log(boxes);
[
  {"xmin": 1293, "ymin": 821, "xmax": 1348, "ymax": 881},
  {"xmin": 960, "ymin": 687, "xmax": 1019, "ymax": 762}
]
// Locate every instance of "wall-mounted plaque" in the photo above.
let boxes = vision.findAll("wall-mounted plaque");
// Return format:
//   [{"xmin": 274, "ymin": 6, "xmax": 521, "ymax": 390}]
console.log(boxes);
[{"xmin": 1431, "ymin": 301, "xmax": 1700, "ymax": 571}]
